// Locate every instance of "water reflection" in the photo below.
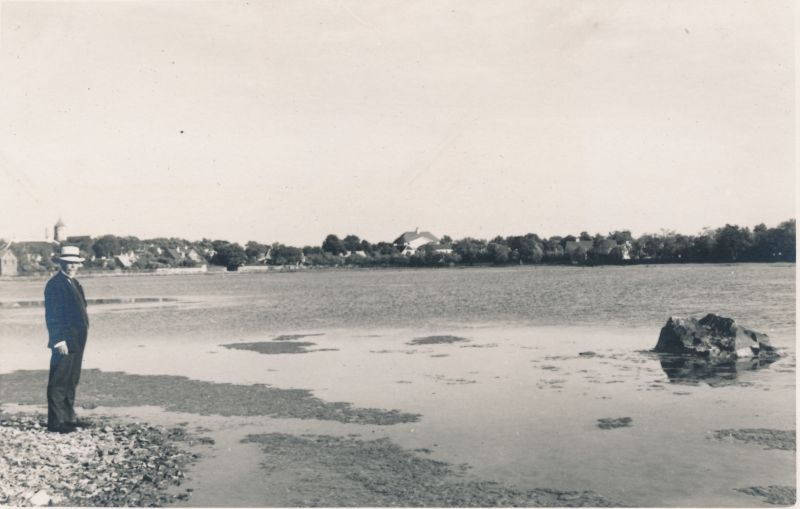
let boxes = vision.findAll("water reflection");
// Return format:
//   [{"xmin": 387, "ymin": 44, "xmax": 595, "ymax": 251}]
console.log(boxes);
[{"xmin": 658, "ymin": 354, "xmax": 778, "ymax": 386}]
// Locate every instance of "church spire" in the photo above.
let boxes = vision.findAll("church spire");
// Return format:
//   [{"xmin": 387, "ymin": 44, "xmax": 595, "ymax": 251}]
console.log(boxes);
[{"xmin": 54, "ymin": 217, "xmax": 67, "ymax": 243}]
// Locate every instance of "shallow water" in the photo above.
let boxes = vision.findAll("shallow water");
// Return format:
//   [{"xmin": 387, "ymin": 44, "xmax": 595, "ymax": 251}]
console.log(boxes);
[
  {"xmin": 0, "ymin": 264, "xmax": 795, "ymax": 506},
  {"xmin": 0, "ymin": 263, "xmax": 795, "ymax": 338}
]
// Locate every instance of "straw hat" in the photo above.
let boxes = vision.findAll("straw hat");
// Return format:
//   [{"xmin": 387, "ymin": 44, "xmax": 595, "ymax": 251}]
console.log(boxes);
[{"xmin": 54, "ymin": 245, "xmax": 85, "ymax": 263}]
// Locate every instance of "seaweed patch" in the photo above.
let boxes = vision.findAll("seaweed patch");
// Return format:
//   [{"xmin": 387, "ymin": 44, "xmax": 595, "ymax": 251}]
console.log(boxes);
[
  {"xmin": 223, "ymin": 341, "xmax": 337, "ymax": 355},
  {"xmin": 0, "ymin": 370, "xmax": 418, "ymax": 425},
  {"xmin": 407, "ymin": 335, "xmax": 469, "ymax": 346},
  {"xmin": 241, "ymin": 433, "xmax": 618, "ymax": 507}
]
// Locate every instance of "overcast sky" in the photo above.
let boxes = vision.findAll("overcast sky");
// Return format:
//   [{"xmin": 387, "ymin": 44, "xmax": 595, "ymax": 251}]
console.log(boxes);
[{"xmin": 0, "ymin": 0, "xmax": 795, "ymax": 246}]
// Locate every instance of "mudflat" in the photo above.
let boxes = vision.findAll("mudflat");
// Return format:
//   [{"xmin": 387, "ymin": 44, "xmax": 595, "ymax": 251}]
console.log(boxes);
[{"xmin": 0, "ymin": 325, "xmax": 795, "ymax": 507}]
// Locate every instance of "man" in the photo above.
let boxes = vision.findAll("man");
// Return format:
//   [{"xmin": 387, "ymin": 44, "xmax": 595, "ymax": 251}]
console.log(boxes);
[{"xmin": 45, "ymin": 245, "xmax": 90, "ymax": 433}]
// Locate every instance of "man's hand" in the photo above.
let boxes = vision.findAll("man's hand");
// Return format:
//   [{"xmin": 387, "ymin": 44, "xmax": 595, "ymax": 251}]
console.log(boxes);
[{"xmin": 54, "ymin": 341, "xmax": 68, "ymax": 355}]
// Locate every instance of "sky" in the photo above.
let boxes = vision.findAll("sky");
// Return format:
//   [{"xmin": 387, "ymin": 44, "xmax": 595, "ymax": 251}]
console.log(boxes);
[{"xmin": 0, "ymin": 0, "xmax": 795, "ymax": 246}]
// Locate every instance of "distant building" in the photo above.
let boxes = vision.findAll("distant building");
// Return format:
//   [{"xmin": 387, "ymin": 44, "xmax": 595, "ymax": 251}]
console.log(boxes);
[
  {"xmin": 0, "ymin": 247, "xmax": 18, "ymax": 276},
  {"xmin": 426, "ymin": 243, "xmax": 453, "ymax": 255},
  {"xmin": 618, "ymin": 242, "xmax": 633, "ymax": 260},
  {"xmin": 54, "ymin": 217, "xmax": 67, "ymax": 243},
  {"xmin": 250, "ymin": 246, "xmax": 270, "ymax": 264},
  {"xmin": 163, "ymin": 248, "xmax": 184, "ymax": 261},
  {"xmin": 185, "ymin": 248, "xmax": 204, "ymax": 263},
  {"xmin": 200, "ymin": 247, "xmax": 216, "ymax": 260},
  {"xmin": 394, "ymin": 227, "xmax": 441, "ymax": 255},
  {"xmin": 114, "ymin": 253, "xmax": 135, "ymax": 269},
  {"xmin": 14, "ymin": 241, "xmax": 56, "ymax": 261},
  {"xmin": 563, "ymin": 240, "xmax": 594, "ymax": 255},
  {"xmin": 2, "ymin": 241, "xmax": 54, "ymax": 273}
]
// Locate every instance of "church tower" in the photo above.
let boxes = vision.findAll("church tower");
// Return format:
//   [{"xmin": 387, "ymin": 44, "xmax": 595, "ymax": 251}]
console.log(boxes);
[{"xmin": 54, "ymin": 217, "xmax": 67, "ymax": 243}]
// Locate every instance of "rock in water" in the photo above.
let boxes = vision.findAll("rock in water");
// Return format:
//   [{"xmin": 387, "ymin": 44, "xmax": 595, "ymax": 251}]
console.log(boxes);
[{"xmin": 654, "ymin": 314, "xmax": 777, "ymax": 359}]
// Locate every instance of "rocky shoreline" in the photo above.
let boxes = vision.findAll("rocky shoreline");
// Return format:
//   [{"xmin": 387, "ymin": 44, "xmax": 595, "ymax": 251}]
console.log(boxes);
[{"xmin": 0, "ymin": 413, "xmax": 210, "ymax": 507}]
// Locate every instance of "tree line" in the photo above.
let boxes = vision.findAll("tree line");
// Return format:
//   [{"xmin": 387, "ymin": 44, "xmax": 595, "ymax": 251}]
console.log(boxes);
[
  {"xmin": 298, "ymin": 220, "xmax": 794, "ymax": 268},
  {"xmin": 4, "ymin": 219, "xmax": 794, "ymax": 273}
]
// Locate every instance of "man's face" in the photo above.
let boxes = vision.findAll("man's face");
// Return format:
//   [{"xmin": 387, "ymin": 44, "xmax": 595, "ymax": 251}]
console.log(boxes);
[{"xmin": 61, "ymin": 262, "xmax": 81, "ymax": 277}]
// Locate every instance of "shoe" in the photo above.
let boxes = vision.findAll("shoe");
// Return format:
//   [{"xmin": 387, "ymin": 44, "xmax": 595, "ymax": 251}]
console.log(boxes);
[
  {"xmin": 47, "ymin": 423, "xmax": 77, "ymax": 434},
  {"xmin": 67, "ymin": 420, "xmax": 92, "ymax": 429}
]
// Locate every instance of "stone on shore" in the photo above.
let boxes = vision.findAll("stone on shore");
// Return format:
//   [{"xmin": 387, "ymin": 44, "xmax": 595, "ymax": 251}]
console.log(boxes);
[
  {"xmin": 28, "ymin": 490, "xmax": 52, "ymax": 506},
  {"xmin": 0, "ymin": 413, "xmax": 206, "ymax": 507},
  {"xmin": 653, "ymin": 314, "xmax": 777, "ymax": 360}
]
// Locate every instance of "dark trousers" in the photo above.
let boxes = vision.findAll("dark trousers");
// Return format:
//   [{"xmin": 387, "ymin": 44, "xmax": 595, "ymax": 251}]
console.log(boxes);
[{"xmin": 47, "ymin": 345, "xmax": 85, "ymax": 429}]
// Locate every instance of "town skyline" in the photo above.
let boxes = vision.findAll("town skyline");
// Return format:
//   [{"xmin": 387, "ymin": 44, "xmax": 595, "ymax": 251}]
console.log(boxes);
[
  {"xmin": 3, "ymin": 216, "xmax": 793, "ymax": 277},
  {"xmin": 1, "ymin": 1, "xmax": 794, "ymax": 247},
  {"xmin": 2, "ymin": 215, "xmax": 795, "ymax": 248}
]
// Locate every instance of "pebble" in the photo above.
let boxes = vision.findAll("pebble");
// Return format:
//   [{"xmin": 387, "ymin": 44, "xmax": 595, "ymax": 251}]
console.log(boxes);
[
  {"xmin": 28, "ymin": 490, "xmax": 51, "ymax": 506},
  {"xmin": 0, "ymin": 413, "xmax": 208, "ymax": 507}
]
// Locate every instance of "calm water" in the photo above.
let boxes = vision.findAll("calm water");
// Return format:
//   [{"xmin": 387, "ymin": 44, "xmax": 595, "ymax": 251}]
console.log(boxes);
[
  {"xmin": 0, "ymin": 263, "xmax": 795, "ymax": 341},
  {"xmin": 1, "ymin": 264, "xmax": 795, "ymax": 506}
]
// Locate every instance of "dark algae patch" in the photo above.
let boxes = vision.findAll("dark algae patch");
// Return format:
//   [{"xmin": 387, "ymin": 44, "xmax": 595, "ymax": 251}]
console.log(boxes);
[
  {"xmin": 408, "ymin": 335, "xmax": 469, "ymax": 346},
  {"xmin": 223, "ymin": 333, "xmax": 334, "ymax": 354},
  {"xmin": 242, "ymin": 433, "xmax": 619, "ymax": 507},
  {"xmin": 0, "ymin": 370, "xmax": 419, "ymax": 425},
  {"xmin": 736, "ymin": 486, "xmax": 796, "ymax": 505},
  {"xmin": 0, "ymin": 413, "xmax": 204, "ymax": 507},
  {"xmin": 272, "ymin": 333, "xmax": 324, "ymax": 341},
  {"xmin": 597, "ymin": 417, "xmax": 633, "ymax": 429},
  {"xmin": 712, "ymin": 429, "xmax": 795, "ymax": 451},
  {"xmin": 223, "ymin": 341, "xmax": 337, "ymax": 355}
]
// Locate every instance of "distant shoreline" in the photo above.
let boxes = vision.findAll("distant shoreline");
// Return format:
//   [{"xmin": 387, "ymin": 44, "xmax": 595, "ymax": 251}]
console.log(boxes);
[{"xmin": 1, "ymin": 260, "xmax": 794, "ymax": 282}]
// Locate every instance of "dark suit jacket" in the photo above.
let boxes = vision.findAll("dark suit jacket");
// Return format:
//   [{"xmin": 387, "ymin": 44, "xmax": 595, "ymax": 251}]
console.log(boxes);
[{"xmin": 45, "ymin": 271, "xmax": 89, "ymax": 352}]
